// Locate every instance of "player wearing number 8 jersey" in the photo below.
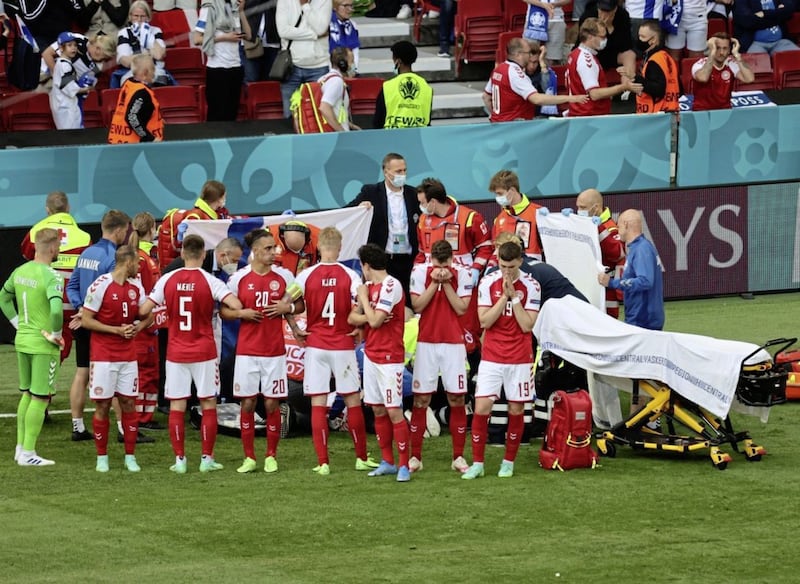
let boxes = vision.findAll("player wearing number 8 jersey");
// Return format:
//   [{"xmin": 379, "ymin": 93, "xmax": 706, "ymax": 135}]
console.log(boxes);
[
  {"xmin": 140, "ymin": 235, "xmax": 242, "ymax": 474},
  {"xmin": 294, "ymin": 227, "xmax": 378, "ymax": 475},
  {"xmin": 463, "ymin": 241, "xmax": 541, "ymax": 480},
  {"xmin": 225, "ymin": 229, "xmax": 303, "ymax": 474}
]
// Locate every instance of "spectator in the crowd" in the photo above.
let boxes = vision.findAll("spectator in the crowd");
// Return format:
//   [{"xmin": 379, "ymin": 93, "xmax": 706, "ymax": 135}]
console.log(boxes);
[
  {"xmin": 426, "ymin": 0, "xmax": 456, "ymax": 58},
  {"xmin": 627, "ymin": 19, "xmax": 680, "ymax": 113},
  {"xmin": 330, "ymin": 0, "xmax": 361, "ymax": 71},
  {"xmin": 707, "ymin": 0, "xmax": 733, "ymax": 24},
  {"xmin": 373, "ymin": 40, "xmax": 433, "ymax": 129},
  {"xmin": 579, "ymin": 0, "xmax": 636, "ymax": 74},
  {"xmin": 41, "ymin": 32, "xmax": 118, "ymax": 87},
  {"xmin": 194, "ymin": 0, "xmax": 250, "ymax": 121},
  {"xmin": 734, "ymin": 0, "xmax": 799, "ymax": 55},
  {"xmin": 277, "ymin": 0, "xmax": 332, "ymax": 118},
  {"xmin": 691, "ymin": 33, "xmax": 754, "ymax": 110},
  {"xmin": 108, "ymin": 54, "xmax": 165, "ymax": 143},
  {"xmin": 665, "ymin": 0, "xmax": 708, "ymax": 63},
  {"xmin": 50, "ymin": 32, "xmax": 94, "ymax": 130},
  {"xmin": 112, "ymin": 1, "xmax": 174, "ymax": 88},
  {"xmin": 242, "ymin": 0, "xmax": 281, "ymax": 83},
  {"xmin": 566, "ymin": 17, "xmax": 641, "ymax": 116},
  {"xmin": 484, "ymin": 37, "xmax": 587, "ymax": 122},
  {"xmin": 82, "ymin": 0, "xmax": 129, "ymax": 38},
  {"xmin": 364, "ymin": 0, "xmax": 412, "ymax": 19},
  {"xmin": 523, "ymin": 0, "xmax": 568, "ymax": 66},
  {"xmin": 626, "ymin": 0, "xmax": 664, "ymax": 41}
]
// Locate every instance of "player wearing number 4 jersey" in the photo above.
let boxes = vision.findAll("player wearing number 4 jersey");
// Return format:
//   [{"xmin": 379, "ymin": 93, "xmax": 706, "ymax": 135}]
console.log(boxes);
[
  {"xmin": 0, "ymin": 228, "xmax": 64, "ymax": 467},
  {"xmin": 224, "ymin": 229, "xmax": 303, "ymax": 475},
  {"xmin": 463, "ymin": 241, "xmax": 541, "ymax": 480},
  {"xmin": 81, "ymin": 246, "xmax": 152, "ymax": 473},
  {"xmin": 349, "ymin": 244, "xmax": 412, "ymax": 482},
  {"xmin": 140, "ymin": 235, "xmax": 243, "ymax": 474},
  {"xmin": 294, "ymin": 227, "xmax": 378, "ymax": 475}
]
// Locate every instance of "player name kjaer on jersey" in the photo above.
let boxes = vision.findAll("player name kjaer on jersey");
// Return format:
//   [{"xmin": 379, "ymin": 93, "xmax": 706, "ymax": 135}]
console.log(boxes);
[{"xmin": 321, "ymin": 278, "xmax": 337, "ymax": 287}]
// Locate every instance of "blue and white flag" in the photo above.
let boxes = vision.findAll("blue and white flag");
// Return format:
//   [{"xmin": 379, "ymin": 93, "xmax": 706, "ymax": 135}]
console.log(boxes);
[
  {"xmin": 15, "ymin": 14, "xmax": 39, "ymax": 52},
  {"xmin": 183, "ymin": 206, "xmax": 374, "ymax": 268},
  {"xmin": 523, "ymin": 4, "xmax": 549, "ymax": 42}
]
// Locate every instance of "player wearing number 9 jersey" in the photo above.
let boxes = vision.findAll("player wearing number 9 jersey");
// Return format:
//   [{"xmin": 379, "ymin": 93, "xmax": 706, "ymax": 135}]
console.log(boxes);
[
  {"xmin": 225, "ymin": 229, "xmax": 303, "ymax": 474},
  {"xmin": 294, "ymin": 227, "xmax": 379, "ymax": 475},
  {"xmin": 140, "ymin": 234, "xmax": 242, "ymax": 474}
]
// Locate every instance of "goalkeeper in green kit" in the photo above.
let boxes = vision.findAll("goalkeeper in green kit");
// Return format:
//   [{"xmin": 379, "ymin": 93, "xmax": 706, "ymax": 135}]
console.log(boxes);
[{"xmin": 0, "ymin": 228, "xmax": 65, "ymax": 466}]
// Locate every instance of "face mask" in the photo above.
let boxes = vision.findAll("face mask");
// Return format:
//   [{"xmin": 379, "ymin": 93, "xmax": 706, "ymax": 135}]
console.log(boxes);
[
  {"xmin": 577, "ymin": 209, "xmax": 590, "ymax": 217},
  {"xmin": 636, "ymin": 39, "xmax": 652, "ymax": 53},
  {"xmin": 495, "ymin": 194, "xmax": 510, "ymax": 207},
  {"xmin": 390, "ymin": 174, "xmax": 406, "ymax": 188},
  {"xmin": 420, "ymin": 203, "xmax": 433, "ymax": 216},
  {"xmin": 221, "ymin": 263, "xmax": 238, "ymax": 275},
  {"xmin": 393, "ymin": 63, "xmax": 400, "ymax": 76},
  {"xmin": 598, "ymin": 38, "xmax": 608, "ymax": 51}
]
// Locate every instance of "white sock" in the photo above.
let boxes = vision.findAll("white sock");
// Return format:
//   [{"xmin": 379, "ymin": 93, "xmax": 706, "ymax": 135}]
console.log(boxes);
[
  {"xmin": 176, "ymin": 456, "xmax": 186, "ymax": 464},
  {"xmin": 117, "ymin": 421, "xmax": 124, "ymax": 434},
  {"xmin": 72, "ymin": 418, "xmax": 85, "ymax": 433},
  {"xmin": 201, "ymin": 454, "xmax": 213, "ymax": 462}
]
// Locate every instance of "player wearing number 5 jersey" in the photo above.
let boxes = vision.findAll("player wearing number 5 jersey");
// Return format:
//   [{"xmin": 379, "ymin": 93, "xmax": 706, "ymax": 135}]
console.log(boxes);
[
  {"xmin": 225, "ymin": 229, "xmax": 303, "ymax": 474},
  {"xmin": 0, "ymin": 228, "xmax": 64, "ymax": 467},
  {"xmin": 140, "ymin": 235, "xmax": 243, "ymax": 474},
  {"xmin": 294, "ymin": 227, "xmax": 378, "ymax": 475},
  {"xmin": 463, "ymin": 241, "xmax": 541, "ymax": 480},
  {"xmin": 483, "ymin": 37, "xmax": 587, "ymax": 123}
]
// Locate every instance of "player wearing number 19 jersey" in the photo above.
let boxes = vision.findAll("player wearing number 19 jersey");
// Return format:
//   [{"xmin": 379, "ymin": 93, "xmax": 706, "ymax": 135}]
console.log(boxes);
[
  {"xmin": 227, "ymin": 229, "xmax": 302, "ymax": 474},
  {"xmin": 294, "ymin": 227, "xmax": 378, "ymax": 475},
  {"xmin": 0, "ymin": 228, "xmax": 63, "ymax": 467},
  {"xmin": 140, "ymin": 235, "xmax": 242, "ymax": 474},
  {"xmin": 463, "ymin": 241, "xmax": 541, "ymax": 481}
]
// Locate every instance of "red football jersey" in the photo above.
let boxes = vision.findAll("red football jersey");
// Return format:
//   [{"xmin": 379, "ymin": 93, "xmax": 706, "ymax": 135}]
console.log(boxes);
[
  {"xmin": 83, "ymin": 273, "xmax": 145, "ymax": 362},
  {"xmin": 484, "ymin": 61, "xmax": 537, "ymax": 122},
  {"xmin": 363, "ymin": 275, "xmax": 405, "ymax": 364},
  {"xmin": 567, "ymin": 46, "xmax": 611, "ymax": 117},
  {"xmin": 409, "ymin": 263, "xmax": 472, "ymax": 344},
  {"xmin": 295, "ymin": 261, "xmax": 360, "ymax": 351},
  {"xmin": 227, "ymin": 265, "xmax": 296, "ymax": 357},
  {"xmin": 148, "ymin": 267, "xmax": 232, "ymax": 363},
  {"xmin": 477, "ymin": 270, "xmax": 541, "ymax": 364},
  {"xmin": 691, "ymin": 58, "xmax": 739, "ymax": 111}
]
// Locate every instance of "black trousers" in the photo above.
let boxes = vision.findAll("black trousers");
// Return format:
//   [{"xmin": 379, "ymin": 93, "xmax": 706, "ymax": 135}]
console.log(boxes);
[
  {"xmin": 386, "ymin": 253, "xmax": 414, "ymax": 308},
  {"xmin": 205, "ymin": 66, "xmax": 244, "ymax": 122}
]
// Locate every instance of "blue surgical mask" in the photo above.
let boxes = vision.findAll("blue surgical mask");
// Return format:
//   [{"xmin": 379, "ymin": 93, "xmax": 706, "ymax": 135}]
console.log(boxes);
[
  {"xmin": 598, "ymin": 38, "xmax": 608, "ymax": 51},
  {"xmin": 391, "ymin": 174, "xmax": 406, "ymax": 188},
  {"xmin": 577, "ymin": 209, "xmax": 590, "ymax": 217},
  {"xmin": 420, "ymin": 203, "xmax": 433, "ymax": 216},
  {"xmin": 495, "ymin": 194, "xmax": 509, "ymax": 207}
]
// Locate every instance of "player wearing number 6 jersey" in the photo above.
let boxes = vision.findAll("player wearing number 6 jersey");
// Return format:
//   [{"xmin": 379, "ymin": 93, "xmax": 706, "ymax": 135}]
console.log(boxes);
[
  {"xmin": 294, "ymin": 227, "xmax": 378, "ymax": 475},
  {"xmin": 0, "ymin": 228, "xmax": 63, "ymax": 467},
  {"xmin": 81, "ymin": 246, "xmax": 151, "ymax": 473},
  {"xmin": 225, "ymin": 229, "xmax": 303, "ymax": 474},
  {"xmin": 140, "ymin": 235, "xmax": 243, "ymax": 474},
  {"xmin": 463, "ymin": 241, "xmax": 541, "ymax": 480}
]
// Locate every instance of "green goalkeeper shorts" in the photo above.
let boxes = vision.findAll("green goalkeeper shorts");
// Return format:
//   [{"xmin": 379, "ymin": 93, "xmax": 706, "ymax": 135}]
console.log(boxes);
[{"xmin": 17, "ymin": 352, "xmax": 60, "ymax": 398}]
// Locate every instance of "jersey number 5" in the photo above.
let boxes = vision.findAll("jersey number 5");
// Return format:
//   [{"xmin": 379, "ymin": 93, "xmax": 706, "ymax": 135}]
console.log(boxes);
[{"xmin": 178, "ymin": 296, "xmax": 192, "ymax": 331}]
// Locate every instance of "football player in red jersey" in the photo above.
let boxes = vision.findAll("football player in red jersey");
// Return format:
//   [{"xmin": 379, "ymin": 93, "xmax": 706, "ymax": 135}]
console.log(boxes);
[{"xmin": 81, "ymin": 246, "xmax": 152, "ymax": 473}]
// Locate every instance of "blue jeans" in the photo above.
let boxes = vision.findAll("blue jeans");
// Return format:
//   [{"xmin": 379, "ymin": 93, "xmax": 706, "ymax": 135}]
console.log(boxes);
[
  {"xmin": 239, "ymin": 44, "xmax": 281, "ymax": 83},
  {"xmin": 748, "ymin": 38, "xmax": 800, "ymax": 55},
  {"xmin": 280, "ymin": 64, "xmax": 330, "ymax": 117},
  {"xmin": 431, "ymin": 0, "xmax": 456, "ymax": 53}
]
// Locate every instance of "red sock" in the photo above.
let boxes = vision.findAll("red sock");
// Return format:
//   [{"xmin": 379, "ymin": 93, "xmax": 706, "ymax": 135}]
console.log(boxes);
[
  {"xmin": 266, "ymin": 408, "xmax": 281, "ymax": 458},
  {"xmin": 347, "ymin": 405, "xmax": 368, "ymax": 460},
  {"xmin": 449, "ymin": 404, "xmax": 467, "ymax": 459},
  {"xmin": 200, "ymin": 408, "xmax": 217, "ymax": 457},
  {"xmin": 121, "ymin": 411, "xmax": 138, "ymax": 456},
  {"xmin": 93, "ymin": 415, "xmax": 109, "ymax": 456},
  {"xmin": 311, "ymin": 405, "xmax": 329, "ymax": 465},
  {"xmin": 470, "ymin": 413, "xmax": 490, "ymax": 463},
  {"xmin": 374, "ymin": 414, "xmax": 395, "ymax": 465},
  {"xmin": 393, "ymin": 418, "xmax": 410, "ymax": 469},
  {"xmin": 240, "ymin": 409, "xmax": 256, "ymax": 460},
  {"xmin": 169, "ymin": 410, "xmax": 185, "ymax": 458},
  {"xmin": 505, "ymin": 412, "xmax": 525, "ymax": 463},
  {"xmin": 409, "ymin": 405, "xmax": 427, "ymax": 460}
]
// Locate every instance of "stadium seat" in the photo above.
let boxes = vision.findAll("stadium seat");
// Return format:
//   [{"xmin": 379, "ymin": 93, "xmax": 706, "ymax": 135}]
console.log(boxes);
[
  {"xmin": 772, "ymin": 50, "xmax": 800, "ymax": 90},
  {"xmin": 736, "ymin": 52, "xmax": 774, "ymax": 91},
  {"xmin": 501, "ymin": 0, "xmax": 528, "ymax": 31},
  {"xmin": 165, "ymin": 47, "xmax": 206, "ymax": 86},
  {"xmin": 150, "ymin": 9, "xmax": 193, "ymax": 48},
  {"xmin": 347, "ymin": 77, "xmax": 385, "ymax": 116},
  {"xmin": 0, "ymin": 91, "xmax": 56, "ymax": 131},
  {"xmin": 454, "ymin": 0, "xmax": 505, "ymax": 78},
  {"xmin": 153, "ymin": 85, "xmax": 202, "ymax": 124},
  {"xmin": 246, "ymin": 80, "xmax": 284, "ymax": 120},
  {"xmin": 237, "ymin": 86, "xmax": 248, "ymax": 121},
  {"xmin": 81, "ymin": 90, "xmax": 104, "ymax": 128},
  {"xmin": 706, "ymin": 17, "xmax": 730, "ymax": 39},
  {"xmin": 495, "ymin": 31, "xmax": 520, "ymax": 65},
  {"xmin": 412, "ymin": 0, "xmax": 440, "ymax": 43},
  {"xmin": 101, "ymin": 88, "xmax": 121, "ymax": 127},
  {"xmin": 680, "ymin": 56, "xmax": 701, "ymax": 95},
  {"xmin": 787, "ymin": 12, "xmax": 800, "ymax": 44}
]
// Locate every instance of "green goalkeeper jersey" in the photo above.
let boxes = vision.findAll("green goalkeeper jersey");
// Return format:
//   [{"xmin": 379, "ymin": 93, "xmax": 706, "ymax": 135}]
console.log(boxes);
[{"xmin": 1, "ymin": 261, "xmax": 63, "ymax": 355}]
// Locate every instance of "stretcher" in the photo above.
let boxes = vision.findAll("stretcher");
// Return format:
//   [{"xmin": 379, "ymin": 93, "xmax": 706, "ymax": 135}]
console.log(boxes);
[{"xmin": 533, "ymin": 296, "xmax": 796, "ymax": 470}]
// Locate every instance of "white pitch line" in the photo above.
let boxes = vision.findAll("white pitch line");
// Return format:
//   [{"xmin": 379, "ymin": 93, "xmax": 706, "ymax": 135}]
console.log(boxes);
[{"xmin": 0, "ymin": 408, "xmax": 95, "ymax": 419}]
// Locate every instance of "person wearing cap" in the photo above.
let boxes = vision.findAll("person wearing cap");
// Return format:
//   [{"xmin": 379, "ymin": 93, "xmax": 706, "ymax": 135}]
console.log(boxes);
[
  {"xmin": 41, "ymin": 31, "xmax": 118, "ymax": 88},
  {"xmin": 50, "ymin": 32, "xmax": 94, "ymax": 129},
  {"xmin": 108, "ymin": 53, "xmax": 164, "ymax": 143},
  {"xmin": 373, "ymin": 40, "xmax": 433, "ymax": 129},
  {"xmin": 267, "ymin": 220, "xmax": 321, "ymax": 276}
]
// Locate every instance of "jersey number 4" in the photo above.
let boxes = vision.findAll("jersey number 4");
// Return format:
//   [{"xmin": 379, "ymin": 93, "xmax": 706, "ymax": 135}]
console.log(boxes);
[{"xmin": 322, "ymin": 291, "xmax": 336, "ymax": 326}]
